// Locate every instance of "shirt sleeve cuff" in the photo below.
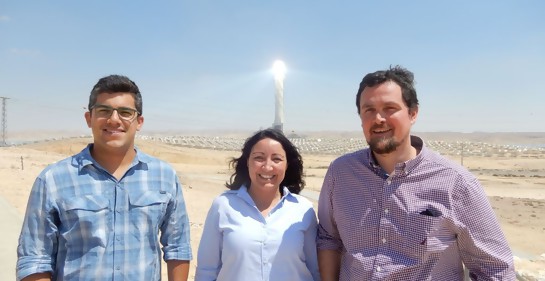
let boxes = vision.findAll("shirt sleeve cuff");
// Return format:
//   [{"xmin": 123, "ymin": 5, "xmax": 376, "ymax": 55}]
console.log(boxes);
[
  {"xmin": 164, "ymin": 248, "xmax": 193, "ymax": 261},
  {"xmin": 17, "ymin": 256, "xmax": 54, "ymax": 281}
]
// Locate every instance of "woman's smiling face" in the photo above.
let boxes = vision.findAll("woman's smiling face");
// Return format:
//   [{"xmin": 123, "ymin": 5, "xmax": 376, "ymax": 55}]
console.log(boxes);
[{"xmin": 247, "ymin": 137, "xmax": 287, "ymax": 192}]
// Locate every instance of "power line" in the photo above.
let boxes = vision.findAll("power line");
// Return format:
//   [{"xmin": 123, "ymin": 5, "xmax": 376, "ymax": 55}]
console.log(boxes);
[{"xmin": 0, "ymin": 96, "xmax": 8, "ymax": 146}]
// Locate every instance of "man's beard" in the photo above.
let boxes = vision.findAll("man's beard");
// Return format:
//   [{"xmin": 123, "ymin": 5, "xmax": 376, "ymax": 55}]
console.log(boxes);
[{"xmin": 367, "ymin": 135, "xmax": 400, "ymax": 154}]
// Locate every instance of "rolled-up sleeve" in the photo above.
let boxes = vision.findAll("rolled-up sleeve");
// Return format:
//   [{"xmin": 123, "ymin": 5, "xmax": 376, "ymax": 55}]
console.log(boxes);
[
  {"xmin": 17, "ymin": 176, "xmax": 58, "ymax": 281},
  {"xmin": 317, "ymin": 165, "xmax": 343, "ymax": 251},
  {"xmin": 160, "ymin": 177, "xmax": 192, "ymax": 261}
]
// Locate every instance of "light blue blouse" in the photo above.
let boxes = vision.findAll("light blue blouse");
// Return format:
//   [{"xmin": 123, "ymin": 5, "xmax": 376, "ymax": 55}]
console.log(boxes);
[{"xmin": 195, "ymin": 185, "xmax": 320, "ymax": 281}]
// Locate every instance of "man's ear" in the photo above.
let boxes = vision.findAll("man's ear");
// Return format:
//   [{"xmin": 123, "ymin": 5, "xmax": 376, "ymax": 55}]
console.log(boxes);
[
  {"xmin": 136, "ymin": 115, "xmax": 144, "ymax": 131},
  {"xmin": 409, "ymin": 106, "xmax": 418, "ymax": 124},
  {"xmin": 84, "ymin": 111, "xmax": 92, "ymax": 128}
]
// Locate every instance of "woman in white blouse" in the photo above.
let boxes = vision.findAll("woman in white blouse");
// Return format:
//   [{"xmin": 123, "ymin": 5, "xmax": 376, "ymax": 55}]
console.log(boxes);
[{"xmin": 195, "ymin": 128, "xmax": 320, "ymax": 281}]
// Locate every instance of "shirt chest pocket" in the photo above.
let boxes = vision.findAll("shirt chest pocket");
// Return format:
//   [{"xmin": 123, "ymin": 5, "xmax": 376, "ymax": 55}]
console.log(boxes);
[
  {"xmin": 58, "ymin": 195, "xmax": 110, "ymax": 246},
  {"xmin": 128, "ymin": 191, "xmax": 172, "ymax": 226},
  {"xmin": 403, "ymin": 213, "xmax": 456, "ymax": 260},
  {"xmin": 60, "ymin": 195, "xmax": 110, "ymax": 219}
]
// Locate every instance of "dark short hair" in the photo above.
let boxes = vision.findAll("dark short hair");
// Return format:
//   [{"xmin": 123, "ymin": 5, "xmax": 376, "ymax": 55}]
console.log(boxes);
[
  {"xmin": 356, "ymin": 65, "xmax": 419, "ymax": 114},
  {"xmin": 226, "ymin": 128, "xmax": 305, "ymax": 194},
  {"xmin": 88, "ymin": 74, "xmax": 143, "ymax": 115}
]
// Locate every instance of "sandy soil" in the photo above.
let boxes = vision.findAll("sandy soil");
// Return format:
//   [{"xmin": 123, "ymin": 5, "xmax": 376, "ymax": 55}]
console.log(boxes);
[{"xmin": 1, "ymin": 137, "xmax": 544, "ymax": 279}]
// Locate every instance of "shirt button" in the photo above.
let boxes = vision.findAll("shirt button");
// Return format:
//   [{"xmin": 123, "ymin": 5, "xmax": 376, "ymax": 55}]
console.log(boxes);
[
  {"xmin": 376, "ymin": 266, "xmax": 381, "ymax": 272},
  {"xmin": 382, "ymin": 238, "xmax": 386, "ymax": 244},
  {"xmin": 373, "ymin": 199, "xmax": 377, "ymax": 203},
  {"xmin": 386, "ymin": 179, "xmax": 392, "ymax": 185},
  {"xmin": 116, "ymin": 266, "xmax": 120, "ymax": 270},
  {"xmin": 384, "ymin": 209, "xmax": 389, "ymax": 214}
]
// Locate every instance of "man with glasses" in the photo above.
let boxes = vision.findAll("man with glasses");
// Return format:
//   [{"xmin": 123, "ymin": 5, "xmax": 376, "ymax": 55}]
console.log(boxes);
[{"xmin": 16, "ymin": 75, "xmax": 192, "ymax": 281}]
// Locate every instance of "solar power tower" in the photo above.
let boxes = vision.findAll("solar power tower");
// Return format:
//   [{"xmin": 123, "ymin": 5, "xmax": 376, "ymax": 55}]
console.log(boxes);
[{"xmin": 272, "ymin": 60, "xmax": 286, "ymax": 133}]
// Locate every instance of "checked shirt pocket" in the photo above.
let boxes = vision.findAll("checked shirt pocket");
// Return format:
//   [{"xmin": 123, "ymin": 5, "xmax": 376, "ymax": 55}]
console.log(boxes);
[
  {"xmin": 128, "ymin": 191, "xmax": 172, "ymax": 229},
  {"xmin": 58, "ymin": 195, "xmax": 110, "ymax": 248},
  {"xmin": 403, "ymin": 212, "xmax": 456, "ymax": 260}
]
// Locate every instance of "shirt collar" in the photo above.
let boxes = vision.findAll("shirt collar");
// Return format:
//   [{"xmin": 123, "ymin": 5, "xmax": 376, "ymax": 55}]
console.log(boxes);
[
  {"xmin": 75, "ymin": 144, "xmax": 152, "ymax": 173},
  {"xmin": 237, "ymin": 184, "xmax": 297, "ymax": 206},
  {"xmin": 365, "ymin": 135, "xmax": 426, "ymax": 177},
  {"xmin": 403, "ymin": 135, "xmax": 425, "ymax": 175}
]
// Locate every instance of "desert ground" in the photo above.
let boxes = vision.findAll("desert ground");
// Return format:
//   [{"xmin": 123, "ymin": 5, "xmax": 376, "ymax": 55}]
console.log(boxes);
[{"xmin": 1, "ymin": 133, "xmax": 544, "ymax": 280}]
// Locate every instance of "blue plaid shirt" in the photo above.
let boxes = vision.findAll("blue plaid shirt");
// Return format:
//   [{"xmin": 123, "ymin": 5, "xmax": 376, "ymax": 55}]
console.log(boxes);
[{"xmin": 17, "ymin": 144, "xmax": 192, "ymax": 281}]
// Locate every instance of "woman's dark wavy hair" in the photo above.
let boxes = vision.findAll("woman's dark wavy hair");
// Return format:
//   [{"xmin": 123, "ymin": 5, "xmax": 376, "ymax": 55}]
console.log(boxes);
[
  {"xmin": 225, "ymin": 128, "xmax": 305, "ymax": 194},
  {"xmin": 356, "ymin": 65, "xmax": 419, "ymax": 114}
]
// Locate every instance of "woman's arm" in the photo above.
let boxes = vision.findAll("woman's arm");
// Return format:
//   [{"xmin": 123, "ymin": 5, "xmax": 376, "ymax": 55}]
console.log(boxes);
[{"xmin": 194, "ymin": 198, "xmax": 223, "ymax": 281}]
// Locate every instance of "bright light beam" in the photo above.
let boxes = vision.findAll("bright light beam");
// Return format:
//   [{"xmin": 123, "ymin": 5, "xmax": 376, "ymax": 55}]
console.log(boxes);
[{"xmin": 272, "ymin": 60, "xmax": 286, "ymax": 80}]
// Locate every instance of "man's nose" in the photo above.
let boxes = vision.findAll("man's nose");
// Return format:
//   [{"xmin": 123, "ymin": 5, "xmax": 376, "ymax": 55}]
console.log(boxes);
[
  {"xmin": 107, "ymin": 109, "xmax": 122, "ymax": 122},
  {"xmin": 374, "ymin": 111, "xmax": 386, "ymax": 123}
]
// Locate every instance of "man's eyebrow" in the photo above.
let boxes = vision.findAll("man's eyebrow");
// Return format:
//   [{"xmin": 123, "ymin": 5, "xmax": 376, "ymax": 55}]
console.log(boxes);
[{"xmin": 362, "ymin": 101, "xmax": 399, "ymax": 108}]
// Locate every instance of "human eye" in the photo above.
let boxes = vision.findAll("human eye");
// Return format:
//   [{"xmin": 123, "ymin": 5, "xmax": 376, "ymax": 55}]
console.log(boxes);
[
  {"xmin": 94, "ymin": 106, "xmax": 112, "ymax": 116},
  {"xmin": 252, "ymin": 155, "xmax": 264, "ymax": 162},
  {"xmin": 118, "ymin": 108, "xmax": 135, "ymax": 118},
  {"xmin": 384, "ymin": 105, "xmax": 400, "ymax": 113},
  {"xmin": 363, "ymin": 107, "xmax": 375, "ymax": 115}
]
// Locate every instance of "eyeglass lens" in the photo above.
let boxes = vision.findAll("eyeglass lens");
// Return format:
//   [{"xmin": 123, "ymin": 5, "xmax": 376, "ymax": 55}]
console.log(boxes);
[{"xmin": 93, "ymin": 105, "xmax": 138, "ymax": 120}]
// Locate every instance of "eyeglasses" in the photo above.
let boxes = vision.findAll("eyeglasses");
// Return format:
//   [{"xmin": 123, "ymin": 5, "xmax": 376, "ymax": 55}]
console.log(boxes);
[{"xmin": 90, "ymin": 104, "xmax": 140, "ymax": 121}]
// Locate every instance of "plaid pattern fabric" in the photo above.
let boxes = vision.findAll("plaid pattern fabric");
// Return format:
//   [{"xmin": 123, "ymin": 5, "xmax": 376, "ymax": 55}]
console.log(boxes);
[
  {"xmin": 317, "ymin": 136, "xmax": 515, "ymax": 280},
  {"xmin": 17, "ymin": 145, "xmax": 192, "ymax": 281}
]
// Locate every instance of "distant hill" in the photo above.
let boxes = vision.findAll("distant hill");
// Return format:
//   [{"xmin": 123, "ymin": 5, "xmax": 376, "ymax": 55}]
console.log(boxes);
[
  {"xmin": 414, "ymin": 132, "xmax": 545, "ymax": 145},
  {"xmin": 7, "ymin": 130, "xmax": 545, "ymax": 146}
]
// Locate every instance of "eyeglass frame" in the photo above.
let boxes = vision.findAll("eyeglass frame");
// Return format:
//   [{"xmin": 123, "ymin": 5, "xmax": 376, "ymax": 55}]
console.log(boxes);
[{"xmin": 89, "ymin": 104, "xmax": 141, "ymax": 121}]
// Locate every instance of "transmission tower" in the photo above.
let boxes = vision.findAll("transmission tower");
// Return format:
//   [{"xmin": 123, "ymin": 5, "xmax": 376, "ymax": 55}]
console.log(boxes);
[{"xmin": 0, "ymin": 97, "xmax": 8, "ymax": 146}]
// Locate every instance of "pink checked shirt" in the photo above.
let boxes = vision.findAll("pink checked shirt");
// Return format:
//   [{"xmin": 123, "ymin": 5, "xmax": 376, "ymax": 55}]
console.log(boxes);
[{"xmin": 317, "ymin": 136, "xmax": 515, "ymax": 280}]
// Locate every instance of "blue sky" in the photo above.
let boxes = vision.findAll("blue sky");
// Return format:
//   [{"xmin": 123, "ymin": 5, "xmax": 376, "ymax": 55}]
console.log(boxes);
[{"xmin": 1, "ymin": 1, "xmax": 544, "ymax": 135}]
